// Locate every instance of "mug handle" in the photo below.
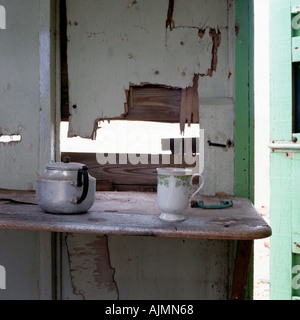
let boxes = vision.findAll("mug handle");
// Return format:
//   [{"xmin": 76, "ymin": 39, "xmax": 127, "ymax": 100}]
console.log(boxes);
[{"xmin": 189, "ymin": 174, "xmax": 204, "ymax": 202}]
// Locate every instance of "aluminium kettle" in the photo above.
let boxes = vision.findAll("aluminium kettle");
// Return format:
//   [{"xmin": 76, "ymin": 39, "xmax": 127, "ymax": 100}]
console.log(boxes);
[{"xmin": 36, "ymin": 161, "xmax": 96, "ymax": 214}]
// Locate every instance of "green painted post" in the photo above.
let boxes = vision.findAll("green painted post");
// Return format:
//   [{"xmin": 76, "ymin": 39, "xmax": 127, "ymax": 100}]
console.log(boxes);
[
  {"xmin": 235, "ymin": 0, "xmax": 254, "ymax": 203},
  {"xmin": 235, "ymin": 0, "xmax": 254, "ymax": 300},
  {"xmin": 269, "ymin": 0, "xmax": 294, "ymax": 300},
  {"xmin": 270, "ymin": 1, "xmax": 293, "ymax": 141},
  {"xmin": 270, "ymin": 153, "xmax": 293, "ymax": 299}
]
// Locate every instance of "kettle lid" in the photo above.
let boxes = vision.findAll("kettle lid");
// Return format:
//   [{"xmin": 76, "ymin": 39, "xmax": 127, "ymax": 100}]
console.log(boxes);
[{"xmin": 46, "ymin": 161, "xmax": 87, "ymax": 171}]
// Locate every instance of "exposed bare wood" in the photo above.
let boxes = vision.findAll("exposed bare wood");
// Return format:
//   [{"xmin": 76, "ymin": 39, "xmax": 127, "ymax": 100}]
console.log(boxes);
[
  {"xmin": 208, "ymin": 29, "xmax": 222, "ymax": 77},
  {"xmin": 125, "ymin": 85, "xmax": 182, "ymax": 123},
  {"xmin": 61, "ymin": 152, "xmax": 196, "ymax": 191},
  {"xmin": 231, "ymin": 240, "xmax": 253, "ymax": 300},
  {"xmin": 96, "ymin": 180, "xmax": 113, "ymax": 192},
  {"xmin": 166, "ymin": 0, "xmax": 175, "ymax": 30},
  {"xmin": 180, "ymin": 75, "xmax": 200, "ymax": 133}
]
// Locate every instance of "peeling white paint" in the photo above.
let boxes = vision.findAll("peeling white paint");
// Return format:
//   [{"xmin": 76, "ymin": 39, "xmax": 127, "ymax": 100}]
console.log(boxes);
[
  {"xmin": 63, "ymin": 234, "xmax": 118, "ymax": 300},
  {"xmin": 66, "ymin": 0, "xmax": 231, "ymax": 138}
]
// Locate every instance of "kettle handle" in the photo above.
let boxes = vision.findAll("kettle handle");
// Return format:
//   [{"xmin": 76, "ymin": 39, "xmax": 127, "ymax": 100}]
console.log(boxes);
[{"xmin": 76, "ymin": 166, "xmax": 89, "ymax": 204}]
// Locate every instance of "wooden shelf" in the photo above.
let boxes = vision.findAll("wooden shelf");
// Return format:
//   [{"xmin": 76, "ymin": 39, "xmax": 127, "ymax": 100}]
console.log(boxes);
[{"xmin": 0, "ymin": 190, "xmax": 271, "ymax": 240}]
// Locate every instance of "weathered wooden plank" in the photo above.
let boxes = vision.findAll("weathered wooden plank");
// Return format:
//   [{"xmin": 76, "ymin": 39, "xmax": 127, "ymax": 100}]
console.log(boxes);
[
  {"xmin": 125, "ymin": 85, "xmax": 182, "ymax": 123},
  {"xmin": 61, "ymin": 152, "xmax": 196, "ymax": 191},
  {"xmin": 0, "ymin": 191, "xmax": 271, "ymax": 240}
]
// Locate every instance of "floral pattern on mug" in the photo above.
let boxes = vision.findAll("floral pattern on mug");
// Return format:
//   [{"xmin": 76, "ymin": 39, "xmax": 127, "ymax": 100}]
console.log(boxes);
[
  {"xmin": 174, "ymin": 175, "xmax": 191, "ymax": 188},
  {"xmin": 158, "ymin": 174, "xmax": 192, "ymax": 189},
  {"xmin": 158, "ymin": 174, "xmax": 170, "ymax": 187}
]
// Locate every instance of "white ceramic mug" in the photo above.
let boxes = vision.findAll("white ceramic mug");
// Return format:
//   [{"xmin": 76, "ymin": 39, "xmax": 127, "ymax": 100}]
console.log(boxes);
[{"xmin": 156, "ymin": 168, "xmax": 204, "ymax": 222}]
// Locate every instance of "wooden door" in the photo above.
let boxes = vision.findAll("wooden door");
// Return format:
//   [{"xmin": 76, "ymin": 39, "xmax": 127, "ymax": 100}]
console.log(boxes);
[{"xmin": 269, "ymin": 0, "xmax": 300, "ymax": 299}]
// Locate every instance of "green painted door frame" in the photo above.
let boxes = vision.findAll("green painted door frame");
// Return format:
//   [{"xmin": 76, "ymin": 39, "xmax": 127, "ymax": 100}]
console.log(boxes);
[
  {"xmin": 235, "ymin": 0, "xmax": 255, "ymax": 203},
  {"xmin": 235, "ymin": 0, "xmax": 254, "ymax": 299}
]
